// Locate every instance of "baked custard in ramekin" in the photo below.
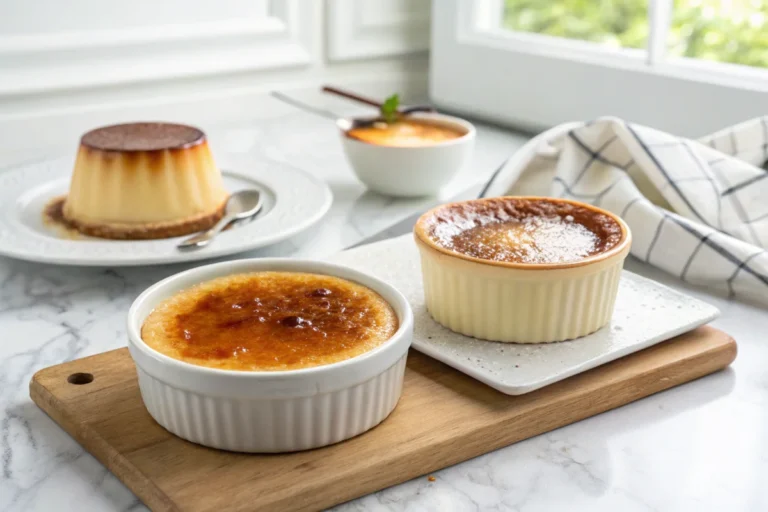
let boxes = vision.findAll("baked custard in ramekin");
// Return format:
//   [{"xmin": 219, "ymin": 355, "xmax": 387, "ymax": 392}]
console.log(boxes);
[
  {"xmin": 128, "ymin": 259, "xmax": 413, "ymax": 453},
  {"xmin": 414, "ymin": 196, "xmax": 631, "ymax": 343}
]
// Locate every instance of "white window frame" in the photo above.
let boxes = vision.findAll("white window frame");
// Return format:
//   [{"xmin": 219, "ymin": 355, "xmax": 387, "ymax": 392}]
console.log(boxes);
[{"xmin": 430, "ymin": 0, "xmax": 768, "ymax": 137}]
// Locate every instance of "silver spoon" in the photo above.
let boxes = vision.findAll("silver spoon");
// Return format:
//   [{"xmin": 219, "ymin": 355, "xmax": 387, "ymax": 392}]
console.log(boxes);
[{"xmin": 177, "ymin": 190, "xmax": 263, "ymax": 250}]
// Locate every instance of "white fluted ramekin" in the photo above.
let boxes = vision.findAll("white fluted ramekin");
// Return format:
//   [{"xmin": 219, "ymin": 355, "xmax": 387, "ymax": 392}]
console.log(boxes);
[
  {"xmin": 414, "ymin": 197, "xmax": 631, "ymax": 343},
  {"xmin": 127, "ymin": 259, "xmax": 413, "ymax": 453}
]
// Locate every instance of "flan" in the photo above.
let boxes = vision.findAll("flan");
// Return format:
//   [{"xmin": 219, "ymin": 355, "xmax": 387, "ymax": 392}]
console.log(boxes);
[
  {"xmin": 414, "ymin": 197, "xmax": 631, "ymax": 343},
  {"xmin": 347, "ymin": 119, "xmax": 466, "ymax": 147},
  {"xmin": 141, "ymin": 271, "xmax": 399, "ymax": 371},
  {"xmin": 62, "ymin": 122, "xmax": 228, "ymax": 240}
]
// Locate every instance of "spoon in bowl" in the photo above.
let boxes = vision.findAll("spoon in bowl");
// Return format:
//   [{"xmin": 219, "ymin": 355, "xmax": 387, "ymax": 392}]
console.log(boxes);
[
  {"xmin": 177, "ymin": 189, "xmax": 263, "ymax": 250},
  {"xmin": 321, "ymin": 86, "xmax": 435, "ymax": 117},
  {"xmin": 269, "ymin": 90, "xmax": 435, "ymax": 131}
]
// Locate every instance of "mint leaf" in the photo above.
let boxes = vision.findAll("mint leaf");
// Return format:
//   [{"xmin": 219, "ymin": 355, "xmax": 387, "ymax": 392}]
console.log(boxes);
[{"xmin": 380, "ymin": 93, "xmax": 400, "ymax": 124}]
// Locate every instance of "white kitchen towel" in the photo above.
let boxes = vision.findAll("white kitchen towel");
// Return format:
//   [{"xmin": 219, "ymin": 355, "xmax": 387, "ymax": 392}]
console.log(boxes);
[{"xmin": 485, "ymin": 116, "xmax": 768, "ymax": 306}]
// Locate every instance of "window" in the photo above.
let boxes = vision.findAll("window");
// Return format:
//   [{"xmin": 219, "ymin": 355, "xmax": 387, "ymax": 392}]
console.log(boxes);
[
  {"xmin": 667, "ymin": 0, "xmax": 768, "ymax": 68},
  {"xmin": 502, "ymin": 1, "xmax": 649, "ymax": 51},
  {"xmin": 431, "ymin": 0, "xmax": 768, "ymax": 136}
]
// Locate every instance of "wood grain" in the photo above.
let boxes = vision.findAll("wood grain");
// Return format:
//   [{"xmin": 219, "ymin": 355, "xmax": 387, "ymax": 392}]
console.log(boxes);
[{"xmin": 30, "ymin": 325, "xmax": 736, "ymax": 512}]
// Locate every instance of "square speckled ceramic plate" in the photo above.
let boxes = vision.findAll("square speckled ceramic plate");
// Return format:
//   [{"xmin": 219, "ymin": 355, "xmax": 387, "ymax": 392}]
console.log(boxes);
[{"xmin": 332, "ymin": 235, "xmax": 720, "ymax": 395}]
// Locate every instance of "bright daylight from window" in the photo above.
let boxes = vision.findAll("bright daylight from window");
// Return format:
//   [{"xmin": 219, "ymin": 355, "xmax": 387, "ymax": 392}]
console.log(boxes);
[{"xmin": 502, "ymin": 0, "xmax": 768, "ymax": 68}]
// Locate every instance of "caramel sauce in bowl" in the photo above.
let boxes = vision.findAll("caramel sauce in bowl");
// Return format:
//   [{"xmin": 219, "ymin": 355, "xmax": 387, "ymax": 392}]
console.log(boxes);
[
  {"xmin": 127, "ymin": 259, "xmax": 413, "ymax": 452},
  {"xmin": 346, "ymin": 119, "xmax": 466, "ymax": 147},
  {"xmin": 338, "ymin": 113, "xmax": 475, "ymax": 197}
]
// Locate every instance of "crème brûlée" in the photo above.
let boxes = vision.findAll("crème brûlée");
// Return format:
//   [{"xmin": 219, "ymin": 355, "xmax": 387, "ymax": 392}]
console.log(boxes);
[
  {"xmin": 346, "ymin": 119, "xmax": 466, "ymax": 147},
  {"xmin": 60, "ymin": 122, "xmax": 229, "ymax": 240},
  {"xmin": 418, "ymin": 197, "xmax": 625, "ymax": 266},
  {"xmin": 414, "ymin": 197, "xmax": 631, "ymax": 343},
  {"xmin": 141, "ymin": 271, "xmax": 399, "ymax": 371}
]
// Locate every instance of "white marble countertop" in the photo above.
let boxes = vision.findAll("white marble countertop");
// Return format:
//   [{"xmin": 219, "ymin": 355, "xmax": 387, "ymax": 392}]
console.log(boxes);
[{"xmin": 2, "ymin": 94, "xmax": 767, "ymax": 512}]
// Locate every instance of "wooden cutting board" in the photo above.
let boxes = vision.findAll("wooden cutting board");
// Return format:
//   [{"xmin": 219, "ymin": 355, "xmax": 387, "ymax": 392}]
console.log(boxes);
[{"xmin": 30, "ymin": 325, "xmax": 735, "ymax": 512}]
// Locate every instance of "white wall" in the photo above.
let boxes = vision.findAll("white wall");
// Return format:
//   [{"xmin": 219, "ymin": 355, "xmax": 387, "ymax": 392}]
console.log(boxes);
[{"xmin": 0, "ymin": 0, "xmax": 431, "ymax": 162}]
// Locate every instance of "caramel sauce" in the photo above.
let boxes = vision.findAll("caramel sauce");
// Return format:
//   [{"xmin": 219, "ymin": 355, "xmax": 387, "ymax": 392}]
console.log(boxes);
[
  {"xmin": 347, "ymin": 119, "xmax": 465, "ymax": 147},
  {"xmin": 423, "ymin": 198, "xmax": 623, "ymax": 264},
  {"xmin": 42, "ymin": 196, "xmax": 84, "ymax": 240},
  {"xmin": 141, "ymin": 272, "xmax": 399, "ymax": 371}
]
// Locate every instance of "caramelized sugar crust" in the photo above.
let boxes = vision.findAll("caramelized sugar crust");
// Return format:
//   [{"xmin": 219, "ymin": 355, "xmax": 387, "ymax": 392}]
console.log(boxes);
[
  {"xmin": 347, "ymin": 119, "xmax": 465, "ymax": 147},
  {"xmin": 81, "ymin": 122, "xmax": 204, "ymax": 152},
  {"xmin": 419, "ymin": 197, "xmax": 623, "ymax": 265},
  {"xmin": 141, "ymin": 272, "xmax": 399, "ymax": 371}
]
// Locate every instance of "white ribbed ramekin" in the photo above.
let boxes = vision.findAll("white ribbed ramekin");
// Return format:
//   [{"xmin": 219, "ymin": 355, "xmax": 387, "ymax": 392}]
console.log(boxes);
[
  {"xmin": 127, "ymin": 259, "xmax": 413, "ymax": 453},
  {"xmin": 415, "ymin": 197, "xmax": 631, "ymax": 343}
]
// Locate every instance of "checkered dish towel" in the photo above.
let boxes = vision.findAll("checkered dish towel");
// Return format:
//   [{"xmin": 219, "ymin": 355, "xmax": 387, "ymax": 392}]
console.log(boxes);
[{"xmin": 485, "ymin": 116, "xmax": 768, "ymax": 306}]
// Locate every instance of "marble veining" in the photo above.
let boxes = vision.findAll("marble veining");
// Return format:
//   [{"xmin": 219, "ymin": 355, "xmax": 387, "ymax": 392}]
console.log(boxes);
[{"xmin": 1, "ymin": 95, "xmax": 767, "ymax": 512}]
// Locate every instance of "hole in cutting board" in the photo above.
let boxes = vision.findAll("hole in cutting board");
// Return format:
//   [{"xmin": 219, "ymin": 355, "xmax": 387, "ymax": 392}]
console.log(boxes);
[{"xmin": 67, "ymin": 372, "xmax": 94, "ymax": 385}]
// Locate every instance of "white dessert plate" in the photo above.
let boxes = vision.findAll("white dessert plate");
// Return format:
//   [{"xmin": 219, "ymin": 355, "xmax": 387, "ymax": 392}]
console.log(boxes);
[
  {"xmin": 332, "ymin": 235, "xmax": 720, "ymax": 395},
  {"xmin": 0, "ymin": 154, "xmax": 332, "ymax": 266}
]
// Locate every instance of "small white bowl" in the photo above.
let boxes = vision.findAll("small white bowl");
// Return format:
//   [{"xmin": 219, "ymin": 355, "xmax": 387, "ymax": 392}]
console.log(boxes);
[
  {"xmin": 127, "ymin": 258, "xmax": 414, "ymax": 453},
  {"xmin": 338, "ymin": 112, "xmax": 476, "ymax": 197}
]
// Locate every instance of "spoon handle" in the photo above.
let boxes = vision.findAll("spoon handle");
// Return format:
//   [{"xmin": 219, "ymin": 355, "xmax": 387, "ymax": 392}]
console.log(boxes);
[
  {"xmin": 322, "ymin": 86, "xmax": 437, "ymax": 118},
  {"xmin": 321, "ymin": 86, "xmax": 383, "ymax": 109},
  {"xmin": 177, "ymin": 214, "xmax": 236, "ymax": 250}
]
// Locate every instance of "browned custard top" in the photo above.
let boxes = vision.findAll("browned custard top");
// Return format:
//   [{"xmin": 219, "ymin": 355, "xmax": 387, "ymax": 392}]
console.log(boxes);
[
  {"xmin": 81, "ymin": 122, "xmax": 205, "ymax": 152},
  {"xmin": 419, "ymin": 198, "xmax": 623, "ymax": 265},
  {"xmin": 347, "ymin": 119, "xmax": 465, "ymax": 147},
  {"xmin": 141, "ymin": 272, "xmax": 398, "ymax": 371}
]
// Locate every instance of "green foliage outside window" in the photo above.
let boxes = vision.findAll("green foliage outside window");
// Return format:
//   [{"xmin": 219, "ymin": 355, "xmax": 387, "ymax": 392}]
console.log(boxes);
[{"xmin": 503, "ymin": 0, "xmax": 768, "ymax": 68}]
